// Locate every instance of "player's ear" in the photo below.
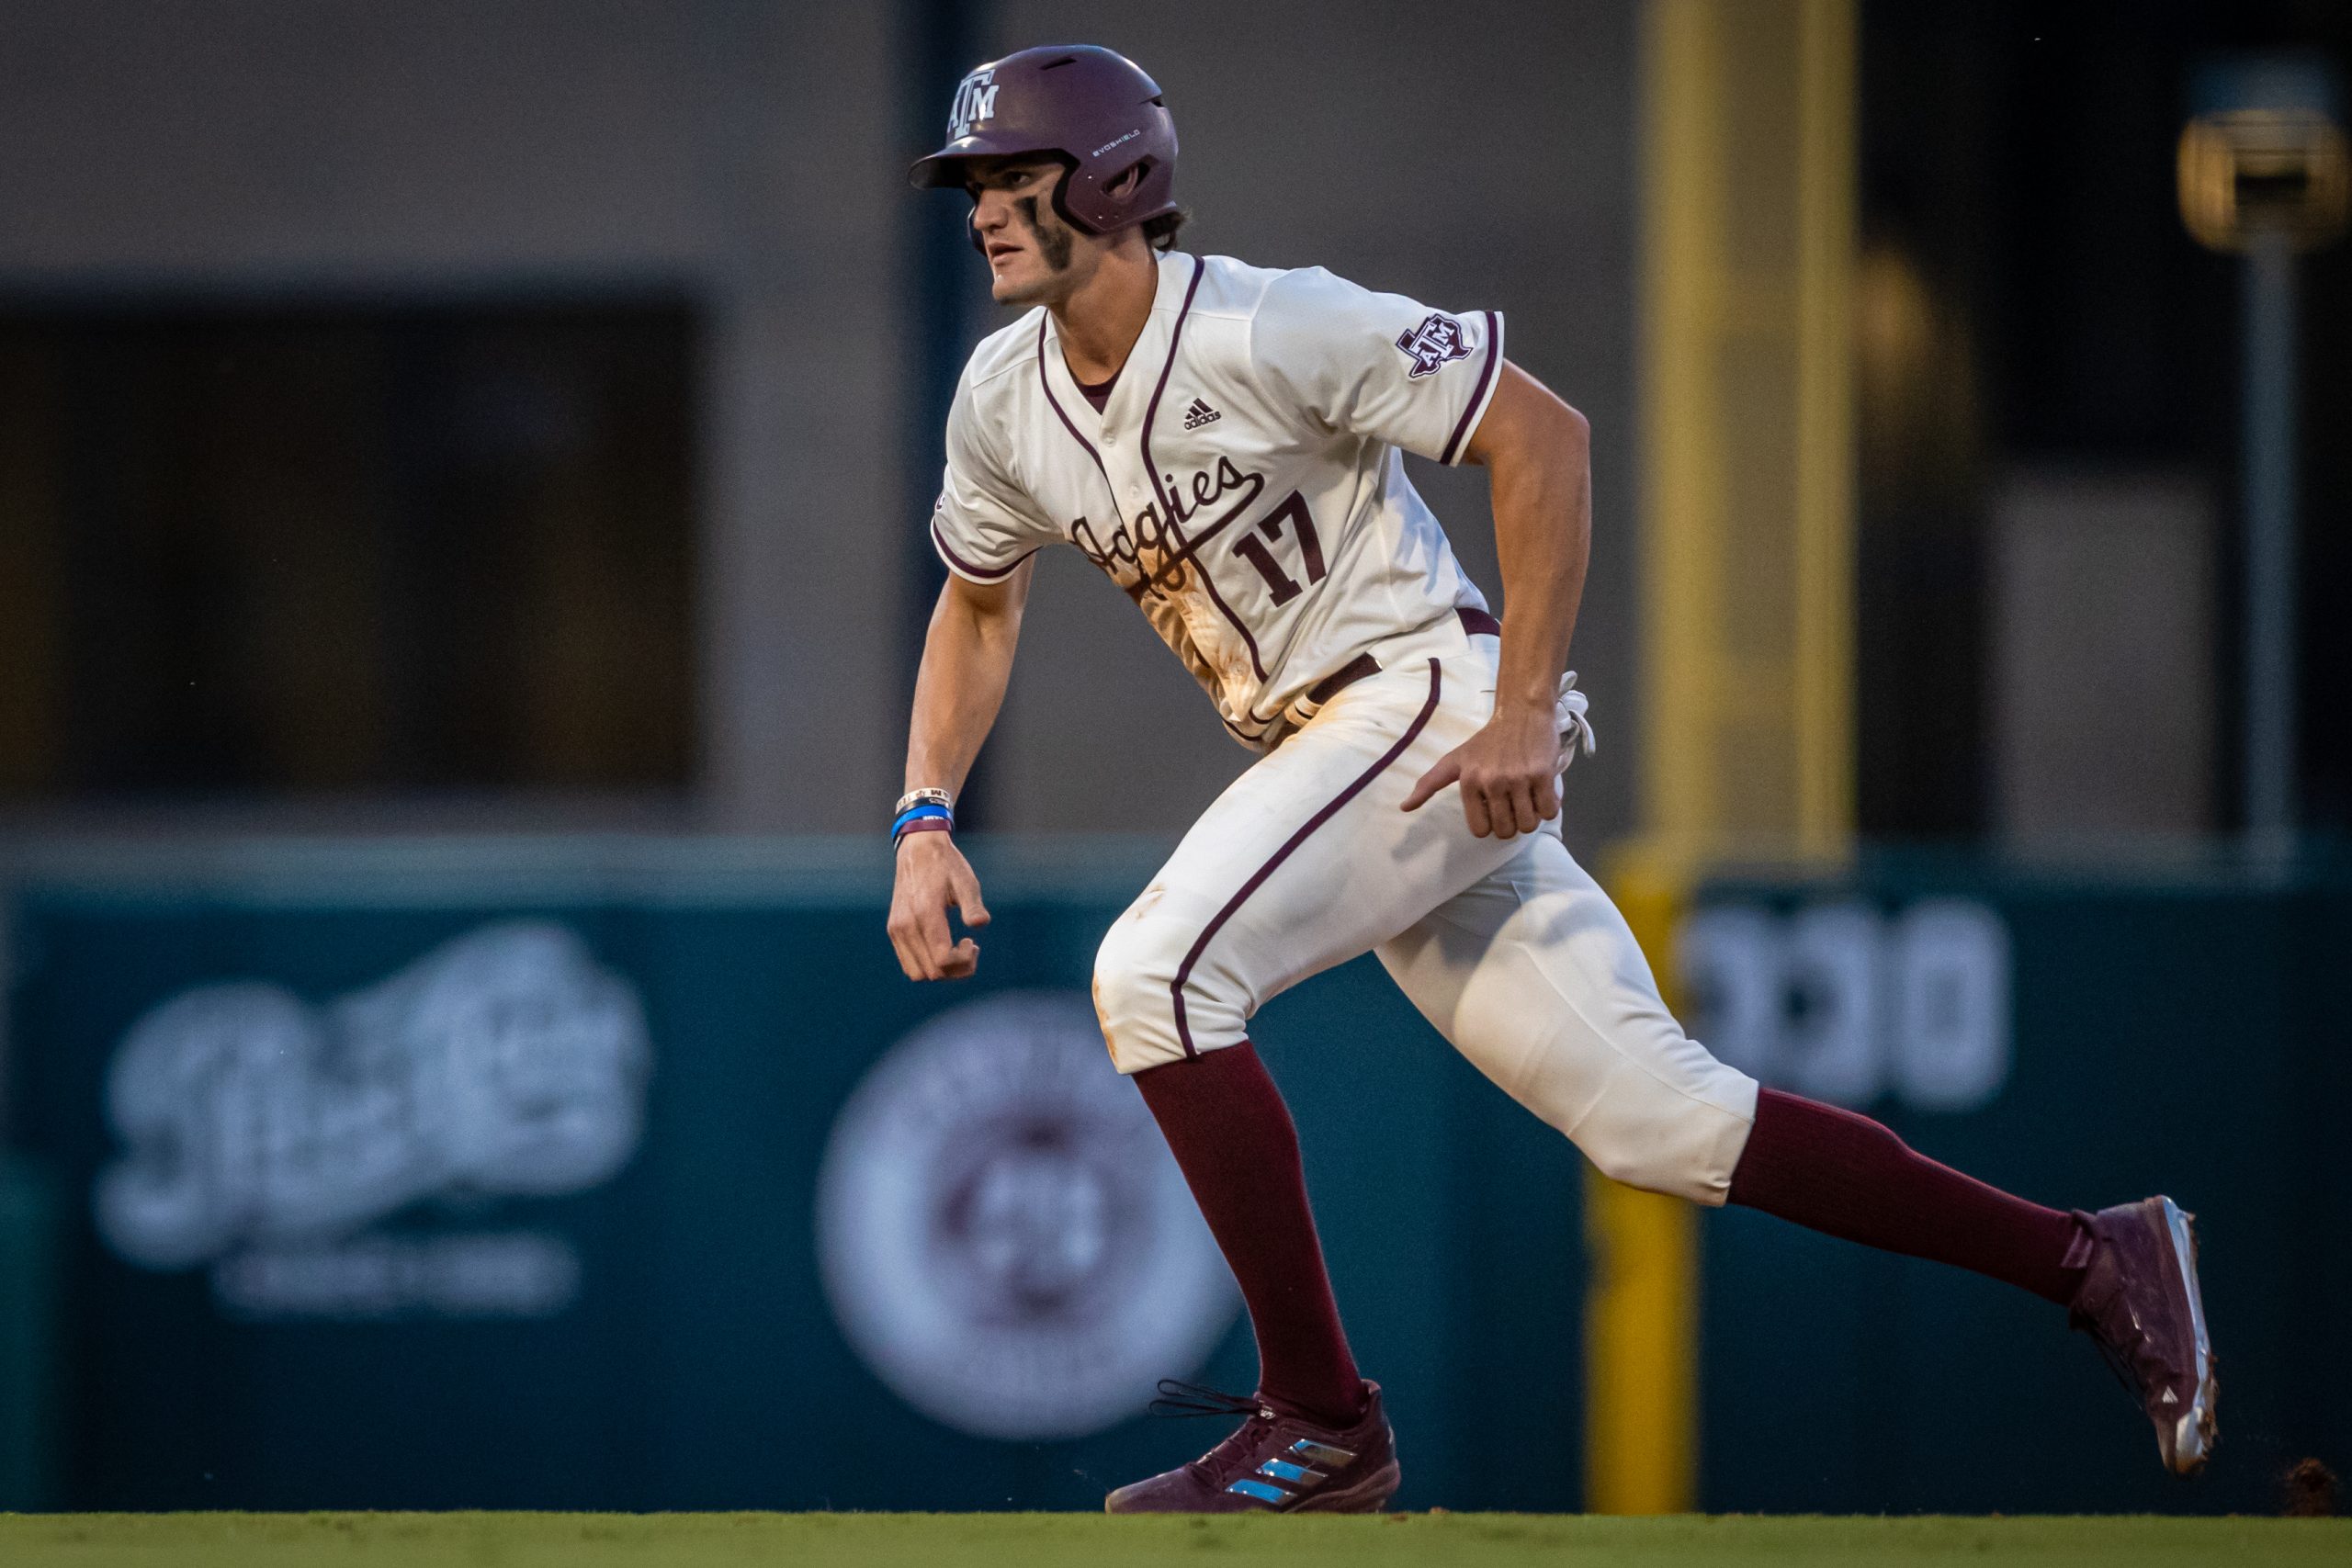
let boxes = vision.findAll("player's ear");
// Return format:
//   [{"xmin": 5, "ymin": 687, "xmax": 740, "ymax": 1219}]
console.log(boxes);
[{"xmin": 1105, "ymin": 162, "xmax": 1144, "ymax": 197}]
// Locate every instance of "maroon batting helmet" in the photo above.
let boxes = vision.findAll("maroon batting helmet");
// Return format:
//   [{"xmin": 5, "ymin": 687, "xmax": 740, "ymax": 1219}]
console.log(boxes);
[{"xmin": 909, "ymin": 44, "xmax": 1179, "ymax": 236}]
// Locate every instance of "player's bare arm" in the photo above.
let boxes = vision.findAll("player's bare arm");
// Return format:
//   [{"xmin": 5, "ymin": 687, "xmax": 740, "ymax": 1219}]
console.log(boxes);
[
  {"xmin": 886, "ymin": 562, "xmax": 1031, "ymax": 982},
  {"xmin": 1400, "ymin": 364, "xmax": 1592, "ymax": 839}
]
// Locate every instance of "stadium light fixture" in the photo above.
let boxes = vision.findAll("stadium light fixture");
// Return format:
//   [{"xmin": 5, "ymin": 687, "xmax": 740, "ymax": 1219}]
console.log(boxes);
[{"xmin": 2177, "ymin": 56, "xmax": 2346, "ymax": 852}]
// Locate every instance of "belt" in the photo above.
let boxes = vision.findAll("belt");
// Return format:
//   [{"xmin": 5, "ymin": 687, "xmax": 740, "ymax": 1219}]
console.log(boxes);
[{"xmin": 1304, "ymin": 605, "xmax": 1501, "ymax": 706}]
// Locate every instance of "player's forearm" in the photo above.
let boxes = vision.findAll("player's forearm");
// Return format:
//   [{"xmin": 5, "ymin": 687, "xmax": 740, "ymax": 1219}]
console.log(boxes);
[
  {"xmin": 903, "ymin": 570, "xmax": 1029, "ymax": 797},
  {"xmin": 1485, "ymin": 400, "xmax": 1591, "ymax": 715}
]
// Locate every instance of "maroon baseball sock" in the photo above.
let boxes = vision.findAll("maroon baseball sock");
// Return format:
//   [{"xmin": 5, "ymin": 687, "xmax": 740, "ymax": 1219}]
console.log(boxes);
[
  {"xmin": 1727, "ymin": 1088, "xmax": 2093, "ymax": 1305},
  {"xmin": 1132, "ymin": 1042, "xmax": 1367, "ymax": 1427}
]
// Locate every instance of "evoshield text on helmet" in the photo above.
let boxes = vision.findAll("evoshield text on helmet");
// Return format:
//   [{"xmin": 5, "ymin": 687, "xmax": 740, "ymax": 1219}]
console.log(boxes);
[{"xmin": 909, "ymin": 45, "xmax": 1179, "ymax": 238}]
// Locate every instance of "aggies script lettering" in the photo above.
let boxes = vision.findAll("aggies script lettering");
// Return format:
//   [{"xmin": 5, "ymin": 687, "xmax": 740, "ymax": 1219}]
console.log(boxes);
[
  {"xmin": 1069, "ymin": 455, "xmax": 1265, "ymax": 598},
  {"xmin": 1069, "ymin": 454, "xmax": 1329, "ymax": 621}
]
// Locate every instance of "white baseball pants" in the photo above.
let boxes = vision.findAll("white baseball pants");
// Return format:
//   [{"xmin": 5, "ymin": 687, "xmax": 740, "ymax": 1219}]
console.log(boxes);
[{"xmin": 1092, "ymin": 634, "xmax": 1759, "ymax": 1204}]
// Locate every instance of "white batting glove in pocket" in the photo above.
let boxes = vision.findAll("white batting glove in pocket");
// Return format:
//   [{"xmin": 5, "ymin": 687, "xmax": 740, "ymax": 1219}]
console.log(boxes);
[{"xmin": 1555, "ymin": 671, "xmax": 1598, "ymax": 774}]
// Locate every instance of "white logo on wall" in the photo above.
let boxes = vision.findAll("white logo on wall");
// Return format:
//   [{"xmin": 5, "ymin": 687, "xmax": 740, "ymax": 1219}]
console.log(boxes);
[
  {"xmin": 95, "ymin": 921, "xmax": 650, "ymax": 1320},
  {"xmin": 818, "ymin": 991, "xmax": 1239, "ymax": 1441},
  {"xmin": 1678, "ymin": 898, "xmax": 2013, "ymax": 1112}
]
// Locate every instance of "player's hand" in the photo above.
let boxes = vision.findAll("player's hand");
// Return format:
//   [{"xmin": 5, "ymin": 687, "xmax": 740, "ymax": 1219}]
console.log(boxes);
[
  {"xmin": 1399, "ymin": 700, "xmax": 1561, "ymax": 839},
  {"xmin": 887, "ymin": 833, "xmax": 991, "ymax": 980}
]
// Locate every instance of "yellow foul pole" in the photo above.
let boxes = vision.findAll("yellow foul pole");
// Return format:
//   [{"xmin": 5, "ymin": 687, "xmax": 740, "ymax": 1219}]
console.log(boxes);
[{"xmin": 1585, "ymin": 0, "xmax": 1856, "ymax": 1516}]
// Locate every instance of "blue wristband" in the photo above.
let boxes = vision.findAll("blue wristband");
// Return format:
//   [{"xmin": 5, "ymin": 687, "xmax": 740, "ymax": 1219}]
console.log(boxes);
[{"xmin": 891, "ymin": 802, "xmax": 954, "ymax": 844}]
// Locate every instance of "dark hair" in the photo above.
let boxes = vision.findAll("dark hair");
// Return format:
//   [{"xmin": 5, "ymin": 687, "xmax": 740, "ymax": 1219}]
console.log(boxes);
[{"xmin": 1141, "ymin": 209, "xmax": 1189, "ymax": 253}]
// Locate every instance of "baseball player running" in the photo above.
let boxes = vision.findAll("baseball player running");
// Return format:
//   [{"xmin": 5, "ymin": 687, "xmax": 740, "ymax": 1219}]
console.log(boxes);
[{"xmin": 888, "ymin": 45, "xmax": 2216, "ymax": 1513}]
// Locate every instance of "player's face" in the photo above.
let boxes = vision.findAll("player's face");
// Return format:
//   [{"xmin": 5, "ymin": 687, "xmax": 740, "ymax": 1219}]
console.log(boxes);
[{"xmin": 967, "ymin": 159, "xmax": 1097, "ymax": 306}]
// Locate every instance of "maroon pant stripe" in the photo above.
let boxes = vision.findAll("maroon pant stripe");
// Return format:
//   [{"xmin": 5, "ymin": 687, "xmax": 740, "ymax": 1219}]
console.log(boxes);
[{"xmin": 1170, "ymin": 659, "xmax": 1444, "ymax": 1057}]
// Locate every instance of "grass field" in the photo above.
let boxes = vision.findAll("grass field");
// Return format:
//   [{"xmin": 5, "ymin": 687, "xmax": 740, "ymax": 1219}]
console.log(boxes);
[{"xmin": 0, "ymin": 1512, "xmax": 2346, "ymax": 1567}]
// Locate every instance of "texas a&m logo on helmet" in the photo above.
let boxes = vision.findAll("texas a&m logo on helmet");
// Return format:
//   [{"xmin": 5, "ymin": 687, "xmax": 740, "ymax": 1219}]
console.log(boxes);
[
  {"xmin": 1395, "ymin": 311, "xmax": 1473, "ymax": 378},
  {"xmin": 947, "ymin": 68, "xmax": 1001, "ymax": 141}
]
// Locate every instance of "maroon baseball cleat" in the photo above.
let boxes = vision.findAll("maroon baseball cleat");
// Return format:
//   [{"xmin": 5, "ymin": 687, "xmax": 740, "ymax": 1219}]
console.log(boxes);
[
  {"xmin": 2068, "ymin": 1196, "xmax": 2218, "ymax": 1474},
  {"xmin": 1105, "ymin": 1381, "xmax": 1400, "ymax": 1514}
]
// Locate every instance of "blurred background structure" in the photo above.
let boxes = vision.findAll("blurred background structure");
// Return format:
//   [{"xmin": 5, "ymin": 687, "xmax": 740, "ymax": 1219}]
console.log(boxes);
[{"xmin": 0, "ymin": 0, "xmax": 2346, "ymax": 1519}]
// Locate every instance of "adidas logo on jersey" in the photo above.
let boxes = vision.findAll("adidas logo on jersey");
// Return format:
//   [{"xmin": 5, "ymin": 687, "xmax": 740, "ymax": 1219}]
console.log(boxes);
[{"xmin": 1182, "ymin": 397, "xmax": 1222, "ymax": 431}]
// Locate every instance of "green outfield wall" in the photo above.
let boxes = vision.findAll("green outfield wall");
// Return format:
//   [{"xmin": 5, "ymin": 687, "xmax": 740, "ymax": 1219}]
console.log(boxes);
[
  {"xmin": 0, "ymin": 1155, "xmax": 59, "ymax": 1509},
  {"xmin": 1687, "ymin": 852, "xmax": 2352, "ymax": 1516},
  {"xmin": 0, "ymin": 839, "xmax": 2343, "ymax": 1513}
]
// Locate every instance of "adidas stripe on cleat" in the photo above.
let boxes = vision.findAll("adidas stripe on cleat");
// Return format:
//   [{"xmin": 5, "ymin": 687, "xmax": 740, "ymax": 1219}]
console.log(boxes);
[{"xmin": 1105, "ymin": 1380, "xmax": 1399, "ymax": 1514}]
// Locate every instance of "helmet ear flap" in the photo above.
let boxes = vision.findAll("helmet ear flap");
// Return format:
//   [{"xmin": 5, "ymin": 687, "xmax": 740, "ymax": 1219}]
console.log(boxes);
[
  {"xmin": 1054, "ymin": 155, "xmax": 1155, "ymax": 235},
  {"xmin": 1044, "ymin": 155, "xmax": 1098, "ymax": 236}
]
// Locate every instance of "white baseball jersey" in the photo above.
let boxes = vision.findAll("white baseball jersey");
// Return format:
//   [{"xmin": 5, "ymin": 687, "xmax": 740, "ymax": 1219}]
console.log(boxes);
[{"xmin": 931, "ymin": 251, "xmax": 1507, "ymax": 749}]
